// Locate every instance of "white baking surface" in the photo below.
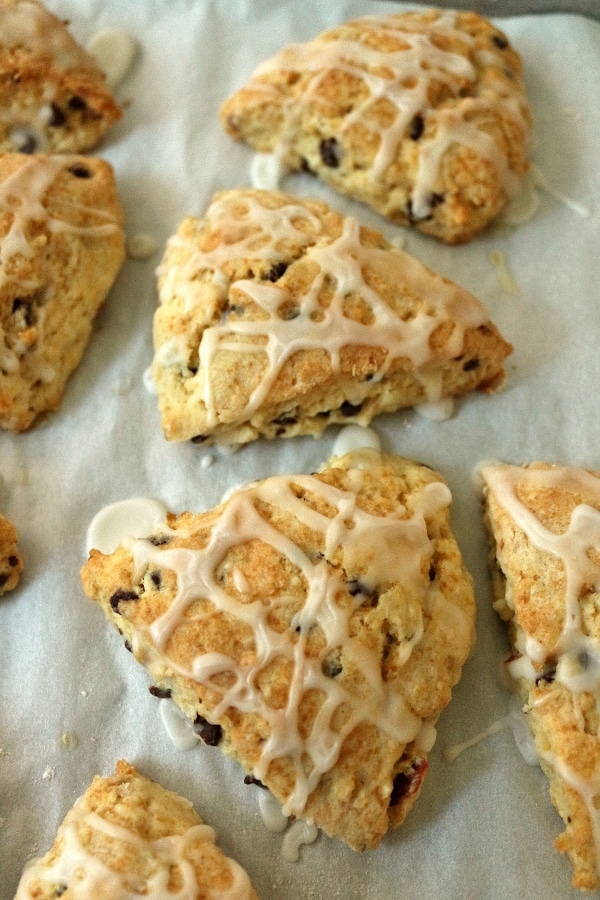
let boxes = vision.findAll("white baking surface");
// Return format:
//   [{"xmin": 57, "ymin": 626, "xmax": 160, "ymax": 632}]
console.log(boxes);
[{"xmin": 1, "ymin": 2, "xmax": 599, "ymax": 897}]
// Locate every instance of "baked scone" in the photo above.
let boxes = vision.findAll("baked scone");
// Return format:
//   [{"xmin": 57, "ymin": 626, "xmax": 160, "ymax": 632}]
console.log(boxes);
[
  {"xmin": 220, "ymin": 9, "xmax": 532, "ymax": 244},
  {"xmin": 0, "ymin": 153, "xmax": 125, "ymax": 432},
  {"xmin": 82, "ymin": 449, "xmax": 476, "ymax": 851},
  {"xmin": 14, "ymin": 759, "xmax": 259, "ymax": 899},
  {"xmin": 153, "ymin": 188, "xmax": 512, "ymax": 445},
  {"xmin": 0, "ymin": 0, "xmax": 122, "ymax": 155},
  {"xmin": 0, "ymin": 511, "xmax": 22, "ymax": 594},
  {"xmin": 480, "ymin": 461, "xmax": 600, "ymax": 891}
]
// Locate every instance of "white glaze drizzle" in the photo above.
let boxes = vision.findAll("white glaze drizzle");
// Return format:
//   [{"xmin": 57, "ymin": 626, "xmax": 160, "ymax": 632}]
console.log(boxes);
[
  {"xmin": 14, "ymin": 794, "xmax": 254, "ymax": 900},
  {"xmin": 281, "ymin": 820, "xmax": 319, "ymax": 862},
  {"xmin": 127, "ymin": 460, "xmax": 458, "ymax": 819},
  {"xmin": 248, "ymin": 11, "xmax": 530, "ymax": 214},
  {"xmin": 87, "ymin": 28, "xmax": 137, "ymax": 90},
  {"xmin": 86, "ymin": 498, "xmax": 168, "ymax": 556},
  {"xmin": 0, "ymin": 1, "xmax": 98, "ymax": 73},
  {"xmin": 156, "ymin": 193, "xmax": 491, "ymax": 428}
]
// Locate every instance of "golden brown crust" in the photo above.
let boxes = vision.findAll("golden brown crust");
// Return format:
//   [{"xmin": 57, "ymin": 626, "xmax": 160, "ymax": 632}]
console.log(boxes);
[
  {"xmin": 0, "ymin": 0, "xmax": 122, "ymax": 154},
  {"xmin": 14, "ymin": 760, "xmax": 259, "ymax": 899},
  {"xmin": 0, "ymin": 153, "xmax": 125, "ymax": 432},
  {"xmin": 220, "ymin": 10, "xmax": 532, "ymax": 243},
  {"xmin": 0, "ymin": 510, "xmax": 22, "ymax": 594},
  {"xmin": 153, "ymin": 188, "xmax": 512, "ymax": 445},
  {"xmin": 82, "ymin": 450, "xmax": 476, "ymax": 851}
]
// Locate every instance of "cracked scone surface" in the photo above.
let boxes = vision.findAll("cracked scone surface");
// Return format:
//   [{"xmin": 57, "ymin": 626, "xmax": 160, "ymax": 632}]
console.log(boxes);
[
  {"xmin": 220, "ymin": 9, "xmax": 532, "ymax": 244},
  {"xmin": 14, "ymin": 760, "xmax": 259, "ymax": 899},
  {"xmin": 153, "ymin": 188, "xmax": 511, "ymax": 445},
  {"xmin": 481, "ymin": 461, "xmax": 600, "ymax": 892},
  {"xmin": 82, "ymin": 450, "xmax": 476, "ymax": 851},
  {"xmin": 0, "ymin": 511, "xmax": 22, "ymax": 594},
  {"xmin": 0, "ymin": 0, "xmax": 122, "ymax": 154},
  {"xmin": 0, "ymin": 153, "xmax": 125, "ymax": 432}
]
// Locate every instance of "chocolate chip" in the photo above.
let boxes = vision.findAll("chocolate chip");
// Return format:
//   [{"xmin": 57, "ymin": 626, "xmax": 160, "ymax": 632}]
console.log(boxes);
[
  {"xmin": 48, "ymin": 103, "xmax": 66, "ymax": 127},
  {"xmin": 281, "ymin": 307, "xmax": 300, "ymax": 321},
  {"xmin": 68, "ymin": 95, "xmax": 87, "ymax": 111},
  {"xmin": 150, "ymin": 571, "xmax": 161, "ymax": 588},
  {"xmin": 272, "ymin": 414, "xmax": 297, "ymax": 426},
  {"xmin": 535, "ymin": 663, "xmax": 557, "ymax": 686},
  {"xmin": 340, "ymin": 400, "xmax": 363, "ymax": 417},
  {"xmin": 193, "ymin": 714, "xmax": 222, "ymax": 746},
  {"xmin": 55, "ymin": 885, "xmax": 68, "ymax": 898},
  {"xmin": 319, "ymin": 137, "xmax": 342, "ymax": 168},
  {"xmin": 409, "ymin": 113, "xmax": 424, "ymax": 141},
  {"xmin": 191, "ymin": 434, "xmax": 208, "ymax": 444},
  {"xmin": 322, "ymin": 654, "xmax": 343, "ymax": 678},
  {"xmin": 68, "ymin": 164, "xmax": 92, "ymax": 179},
  {"xmin": 8, "ymin": 556, "xmax": 19, "ymax": 566},
  {"xmin": 124, "ymin": 640, "xmax": 132, "ymax": 653},
  {"xmin": 462, "ymin": 358, "xmax": 480, "ymax": 371},
  {"xmin": 149, "ymin": 535, "xmax": 171, "ymax": 546},
  {"xmin": 406, "ymin": 192, "xmax": 445, "ymax": 223},
  {"xmin": 264, "ymin": 261, "xmax": 288, "ymax": 282},
  {"xmin": 11, "ymin": 298, "xmax": 34, "ymax": 325},
  {"xmin": 492, "ymin": 33, "xmax": 509, "ymax": 50},
  {"xmin": 149, "ymin": 685, "xmax": 172, "ymax": 699},
  {"xmin": 109, "ymin": 589, "xmax": 139, "ymax": 611},
  {"xmin": 243, "ymin": 774, "xmax": 266, "ymax": 788},
  {"xmin": 0, "ymin": 573, "xmax": 8, "ymax": 588},
  {"xmin": 12, "ymin": 131, "xmax": 37, "ymax": 154},
  {"xmin": 300, "ymin": 157, "xmax": 315, "ymax": 175}
]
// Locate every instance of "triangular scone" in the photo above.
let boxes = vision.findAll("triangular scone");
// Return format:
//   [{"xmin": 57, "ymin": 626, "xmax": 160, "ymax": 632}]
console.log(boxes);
[
  {"xmin": 0, "ymin": 153, "xmax": 125, "ymax": 432},
  {"xmin": 14, "ymin": 760, "xmax": 259, "ymax": 899},
  {"xmin": 153, "ymin": 188, "xmax": 511, "ymax": 445},
  {"xmin": 0, "ymin": 0, "xmax": 122, "ymax": 154},
  {"xmin": 480, "ymin": 461, "xmax": 600, "ymax": 891},
  {"xmin": 0, "ymin": 511, "xmax": 22, "ymax": 594},
  {"xmin": 82, "ymin": 450, "xmax": 476, "ymax": 851},
  {"xmin": 220, "ymin": 10, "xmax": 532, "ymax": 244}
]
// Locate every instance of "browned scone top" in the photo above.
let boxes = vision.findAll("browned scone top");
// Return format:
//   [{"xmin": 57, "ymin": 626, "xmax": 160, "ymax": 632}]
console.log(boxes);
[
  {"xmin": 0, "ymin": 0, "xmax": 122, "ymax": 154},
  {"xmin": 0, "ymin": 153, "xmax": 125, "ymax": 432},
  {"xmin": 0, "ymin": 510, "xmax": 22, "ymax": 594},
  {"xmin": 153, "ymin": 187, "xmax": 512, "ymax": 445},
  {"xmin": 220, "ymin": 9, "xmax": 532, "ymax": 244},
  {"xmin": 481, "ymin": 461, "xmax": 600, "ymax": 891},
  {"xmin": 14, "ymin": 760, "xmax": 260, "ymax": 899},
  {"xmin": 82, "ymin": 449, "xmax": 476, "ymax": 851}
]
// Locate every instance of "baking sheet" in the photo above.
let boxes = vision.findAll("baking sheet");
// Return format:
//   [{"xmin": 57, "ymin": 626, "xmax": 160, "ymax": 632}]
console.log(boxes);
[{"xmin": 1, "ymin": 2, "xmax": 600, "ymax": 897}]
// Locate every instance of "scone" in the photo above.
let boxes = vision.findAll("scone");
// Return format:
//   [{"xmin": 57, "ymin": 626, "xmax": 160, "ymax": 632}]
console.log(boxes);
[
  {"xmin": 14, "ymin": 759, "xmax": 259, "ymax": 899},
  {"xmin": 153, "ymin": 188, "xmax": 512, "ymax": 445},
  {"xmin": 0, "ymin": 511, "xmax": 22, "ymax": 594},
  {"xmin": 0, "ymin": 0, "xmax": 122, "ymax": 154},
  {"xmin": 82, "ymin": 449, "xmax": 476, "ymax": 851},
  {"xmin": 220, "ymin": 9, "xmax": 532, "ymax": 244},
  {"xmin": 480, "ymin": 461, "xmax": 600, "ymax": 891},
  {"xmin": 0, "ymin": 153, "xmax": 125, "ymax": 432}
]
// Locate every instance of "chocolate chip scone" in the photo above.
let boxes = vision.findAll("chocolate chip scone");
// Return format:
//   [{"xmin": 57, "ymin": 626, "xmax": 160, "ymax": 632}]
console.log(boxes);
[
  {"xmin": 0, "ymin": 153, "xmax": 125, "ymax": 432},
  {"xmin": 14, "ymin": 760, "xmax": 259, "ymax": 899},
  {"xmin": 153, "ymin": 188, "xmax": 511, "ymax": 445},
  {"xmin": 0, "ymin": 511, "xmax": 22, "ymax": 595},
  {"xmin": 220, "ymin": 9, "xmax": 532, "ymax": 244},
  {"xmin": 0, "ymin": 0, "xmax": 122, "ymax": 154},
  {"xmin": 82, "ymin": 449, "xmax": 476, "ymax": 851},
  {"xmin": 480, "ymin": 461, "xmax": 600, "ymax": 891}
]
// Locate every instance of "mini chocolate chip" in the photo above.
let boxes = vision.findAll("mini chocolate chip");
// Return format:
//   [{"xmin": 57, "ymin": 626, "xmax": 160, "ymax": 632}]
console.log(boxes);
[
  {"xmin": 281, "ymin": 307, "xmax": 300, "ymax": 321},
  {"xmin": 316, "ymin": 410, "xmax": 331, "ymax": 418},
  {"xmin": 462, "ymin": 358, "xmax": 480, "ymax": 371},
  {"xmin": 68, "ymin": 164, "xmax": 92, "ymax": 179},
  {"xmin": 68, "ymin": 95, "xmax": 87, "ymax": 111},
  {"xmin": 319, "ymin": 137, "xmax": 342, "ymax": 168},
  {"xmin": 124, "ymin": 640, "xmax": 133, "ymax": 653},
  {"xmin": 535, "ymin": 664, "xmax": 556, "ymax": 686},
  {"xmin": 54, "ymin": 885, "xmax": 68, "ymax": 898},
  {"xmin": 322, "ymin": 655, "xmax": 343, "ymax": 678},
  {"xmin": 109, "ymin": 589, "xmax": 139, "ymax": 611},
  {"xmin": 150, "ymin": 571, "xmax": 161, "ymax": 588},
  {"xmin": 428, "ymin": 563, "xmax": 436, "ymax": 582},
  {"xmin": 0, "ymin": 573, "xmax": 8, "ymax": 588},
  {"xmin": 409, "ymin": 113, "xmax": 424, "ymax": 141},
  {"xmin": 492, "ymin": 33, "xmax": 509, "ymax": 50},
  {"xmin": 149, "ymin": 685, "xmax": 172, "ymax": 699},
  {"xmin": 406, "ymin": 192, "xmax": 445, "ymax": 223},
  {"xmin": 243, "ymin": 774, "xmax": 267, "ymax": 788},
  {"xmin": 272, "ymin": 414, "xmax": 297, "ymax": 426},
  {"xmin": 48, "ymin": 103, "xmax": 66, "ymax": 127},
  {"xmin": 149, "ymin": 534, "xmax": 171, "ymax": 546},
  {"xmin": 300, "ymin": 157, "xmax": 315, "ymax": 174},
  {"xmin": 193, "ymin": 714, "xmax": 222, "ymax": 746},
  {"xmin": 264, "ymin": 261, "xmax": 288, "ymax": 282},
  {"xmin": 340, "ymin": 400, "xmax": 363, "ymax": 417},
  {"xmin": 14, "ymin": 132, "xmax": 37, "ymax": 154},
  {"xmin": 8, "ymin": 555, "xmax": 19, "ymax": 566},
  {"xmin": 12, "ymin": 298, "xmax": 34, "ymax": 325},
  {"xmin": 191, "ymin": 434, "xmax": 208, "ymax": 444}
]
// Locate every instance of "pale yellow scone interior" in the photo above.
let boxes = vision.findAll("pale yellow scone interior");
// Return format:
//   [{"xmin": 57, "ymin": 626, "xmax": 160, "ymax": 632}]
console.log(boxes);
[
  {"xmin": 153, "ymin": 187, "xmax": 511, "ymax": 445},
  {"xmin": 82, "ymin": 449, "xmax": 476, "ymax": 852},
  {"xmin": 481, "ymin": 461, "xmax": 600, "ymax": 891},
  {"xmin": 0, "ymin": 153, "xmax": 125, "ymax": 432},
  {"xmin": 14, "ymin": 759, "xmax": 259, "ymax": 899},
  {"xmin": 0, "ymin": 510, "xmax": 22, "ymax": 594},
  {"xmin": 220, "ymin": 9, "xmax": 532, "ymax": 244},
  {"xmin": 0, "ymin": 0, "xmax": 122, "ymax": 154}
]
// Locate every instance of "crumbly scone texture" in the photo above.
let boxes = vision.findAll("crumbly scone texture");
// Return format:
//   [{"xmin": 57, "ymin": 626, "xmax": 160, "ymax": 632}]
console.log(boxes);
[
  {"xmin": 0, "ymin": 153, "xmax": 125, "ymax": 432},
  {"xmin": 153, "ymin": 187, "xmax": 511, "ymax": 445},
  {"xmin": 0, "ymin": 0, "xmax": 122, "ymax": 154},
  {"xmin": 482, "ymin": 461, "xmax": 600, "ymax": 891},
  {"xmin": 0, "ymin": 511, "xmax": 22, "ymax": 594},
  {"xmin": 220, "ymin": 9, "xmax": 532, "ymax": 244},
  {"xmin": 82, "ymin": 450, "xmax": 476, "ymax": 851},
  {"xmin": 14, "ymin": 760, "xmax": 259, "ymax": 899}
]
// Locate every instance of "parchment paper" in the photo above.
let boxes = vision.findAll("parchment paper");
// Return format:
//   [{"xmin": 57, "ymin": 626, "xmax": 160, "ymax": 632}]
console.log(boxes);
[{"xmin": 2, "ymin": 2, "xmax": 600, "ymax": 897}]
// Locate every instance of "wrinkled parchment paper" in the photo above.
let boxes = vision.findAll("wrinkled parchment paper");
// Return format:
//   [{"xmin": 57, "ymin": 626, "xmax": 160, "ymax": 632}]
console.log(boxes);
[{"xmin": 2, "ymin": 2, "xmax": 600, "ymax": 897}]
